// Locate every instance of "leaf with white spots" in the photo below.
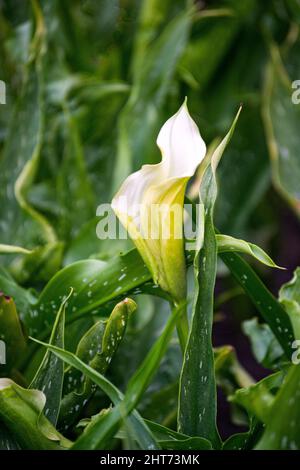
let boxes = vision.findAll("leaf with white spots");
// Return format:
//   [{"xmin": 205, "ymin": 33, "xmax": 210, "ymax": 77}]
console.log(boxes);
[
  {"xmin": 178, "ymin": 109, "xmax": 241, "ymax": 448},
  {"xmin": 58, "ymin": 298, "xmax": 136, "ymax": 430},
  {"xmin": 30, "ymin": 339, "xmax": 159, "ymax": 450},
  {"xmin": 221, "ymin": 251, "xmax": 295, "ymax": 358},
  {"xmin": 187, "ymin": 200, "xmax": 295, "ymax": 359},
  {"xmin": 29, "ymin": 291, "xmax": 71, "ymax": 425},
  {"xmin": 24, "ymin": 249, "xmax": 167, "ymax": 339}
]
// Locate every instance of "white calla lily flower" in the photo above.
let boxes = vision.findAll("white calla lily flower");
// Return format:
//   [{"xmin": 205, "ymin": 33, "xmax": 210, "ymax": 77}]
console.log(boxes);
[{"xmin": 112, "ymin": 100, "xmax": 206, "ymax": 302}]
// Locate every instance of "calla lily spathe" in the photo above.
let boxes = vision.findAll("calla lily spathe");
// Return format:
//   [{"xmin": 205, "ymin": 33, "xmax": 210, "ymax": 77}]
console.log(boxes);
[{"xmin": 112, "ymin": 101, "xmax": 206, "ymax": 302}]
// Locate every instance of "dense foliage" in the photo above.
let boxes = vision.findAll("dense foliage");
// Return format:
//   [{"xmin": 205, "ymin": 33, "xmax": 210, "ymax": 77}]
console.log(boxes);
[{"xmin": 0, "ymin": 0, "xmax": 300, "ymax": 451}]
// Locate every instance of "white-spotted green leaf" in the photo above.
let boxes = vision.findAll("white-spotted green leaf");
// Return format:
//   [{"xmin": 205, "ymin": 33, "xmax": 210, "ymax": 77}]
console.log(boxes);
[
  {"xmin": 58, "ymin": 298, "xmax": 136, "ymax": 431},
  {"xmin": 178, "ymin": 108, "xmax": 241, "ymax": 447},
  {"xmin": 29, "ymin": 339, "xmax": 159, "ymax": 450},
  {"xmin": 29, "ymin": 290, "xmax": 71, "ymax": 425}
]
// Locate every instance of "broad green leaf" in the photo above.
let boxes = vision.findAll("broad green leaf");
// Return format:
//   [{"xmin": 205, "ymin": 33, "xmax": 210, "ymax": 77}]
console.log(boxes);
[
  {"xmin": 179, "ymin": 11, "xmax": 239, "ymax": 91},
  {"xmin": 0, "ymin": 2, "xmax": 56, "ymax": 253},
  {"xmin": 56, "ymin": 105, "xmax": 95, "ymax": 242},
  {"xmin": 25, "ymin": 250, "xmax": 167, "ymax": 338},
  {"xmin": 230, "ymin": 372, "xmax": 283, "ymax": 424},
  {"xmin": 0, "ymin": 293, "xmax": 26, "ymax": 374},
  {"xmin": 30, "ymin": 291, "xmax": 71, "ymax": 425},
  {"xmin": 279, "ymin": 267, "xmax": 300, "ymax": 339},
  {"xmin": 29, "ymin": 340, "xmax": 158, "ymax": 450},
  {"xmin": 256, "ymin": 365, "xmax": 300, "ymax": 450},
  {"xmin": 178, "ymin": 109, "xmax": 241, "ymax": 447},
  {"xmin": 0, "ymin": 379, "xmax": 71, "ymax": 450},
  {"xmin": 130, "ymin": 0, "xmax": 176, "ymax": 80},
  {"xmin": 242, "ymin": 318, "xmax": 284, "ymax": 368},
  {"xmin": 262, "ymin": 42, "xmax": 300, "ymax": 216},
  {"xmin": 201, "ymin": 33, "xmax": 270, "ymax": 235},
  {"xmin": 220, "ymin": 251, "xmax": 294, "ymax": 358},
  {"xmin": 216, "ymin": 234, "xmax": 283, "ymax": 269}
]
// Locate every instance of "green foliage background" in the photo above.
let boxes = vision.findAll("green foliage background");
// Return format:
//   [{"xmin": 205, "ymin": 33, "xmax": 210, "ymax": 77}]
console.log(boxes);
[{"xmin": 0, "ymin": 0, "xmax": 300, "ymax": 451}]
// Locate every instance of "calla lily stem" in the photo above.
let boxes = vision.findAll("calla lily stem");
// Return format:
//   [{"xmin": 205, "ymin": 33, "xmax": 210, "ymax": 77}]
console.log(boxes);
[{"xmin": 173, "ymin": 302, "xmax": 189, "ymax": 354}]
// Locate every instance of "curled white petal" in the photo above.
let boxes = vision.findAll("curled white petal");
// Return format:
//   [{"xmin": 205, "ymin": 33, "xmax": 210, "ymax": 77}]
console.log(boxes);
[
  {"xmin": 157, "ymin": 101, "xmax": 206, "ymax": 178},
  {"xmin": 112, "ymin": 101, "xmax": 206, "ymax": 223}
]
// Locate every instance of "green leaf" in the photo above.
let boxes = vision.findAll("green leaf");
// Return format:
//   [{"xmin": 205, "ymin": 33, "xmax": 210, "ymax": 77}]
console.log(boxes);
[
  {"xmin": 29, "ymin": 340, "xmax": 158, "ymax": 450},
  {"xmin": 214, "ymin": 345, "xmax": 254, "ymax": 395},
  {"xmin": 113, "ymin": 9, "xmax": 191, "ymax": 191},
  {"xmin": 216, "ymin": 234, "xmax": 283, "ymax": 269},
  {"xmin": 0, "ymin": 244, "xmax": 33, "ymax": 255},
  {"xmin": 222, "ymin": 418, "xmax": 261, "ymax": 451},
  {"xmin": 262, "ymin": 41, "xmax": 300, "ymax": 216},
  {"xmin": 59, "ymin": 298, "xmax": 136, "ymax": 431},
  {"xmin": 242, "ymin": 318, "xmax": 284, "ymax": 368},
  {"xmin": 29, "ymin": 290, "xmax": 71, "ymax": 425},
  {"xmin": 56, "ymin": 105, "xmax": 95, "ymax": 242},
  {"xmin": 73, "ymin": 407, "xmax": 122, "ymax": 450},
  {"xmin": 0, "ymin": 268, "xmax": 36, "ymax": 324},
  {"xmin": 178, "ymin": 108, "xmax": 241, "ymax": 447},
  {"xmin": 179, "ymin": 11, "xmax": 239, "ymax": 91},
  {"xmin": 0, "ymin": 379, "xmax": 71, "ymax": 450},
  {"xmin": 34, "ymin": 302, "xmax": 184, "ymax": 449},
  {"xmin": 220, "ymin": 251, "xmax": 294, "ymax": 358},
  {"xmin": 222, "ymin": 432, "xmax": 251, "ymax": 451},
  {"xmin": 0, "ymin": 293, "xmax": 27, "ymax": 374},
  {"xmin": 0, "ymin": 3, "xmax": 56, "ymax": 253},
  {"xmin": 25, "ymin": 249, "xmax": 166, "ymax": 338},
  {"xmin": 279, "ymin": 267, "xmax": 300, "ymax": 339},
  {"xmin": 256, "ymin": 365, "xmax": 300, "ymax": 450},
  {"xmin": 286, "ymin": 0, "xmax": 300, "ymax": 22},
  {"xmin": 230, "ymin": 372, "xmax": 283, "ymax": 423},
  {"xmin": 143, "ymin": 420, "xmax": 212, "ymax": 450},
  {"xmin": 123, "ymin": 302, "xmax": 185, "ymax": 412},
  {"xmin": 0, "ymin": 423, "xmax": 21, "ymax": 450},
  {"xmin": 159, "ymin": 437, "xmax": 211, "ymax": 450}
]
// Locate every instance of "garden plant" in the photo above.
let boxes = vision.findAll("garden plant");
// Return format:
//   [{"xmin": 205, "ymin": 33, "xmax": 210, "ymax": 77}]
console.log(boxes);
[{"xmin": 1, "ymin": 0, "xmax": 300, "ymax": 453}]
